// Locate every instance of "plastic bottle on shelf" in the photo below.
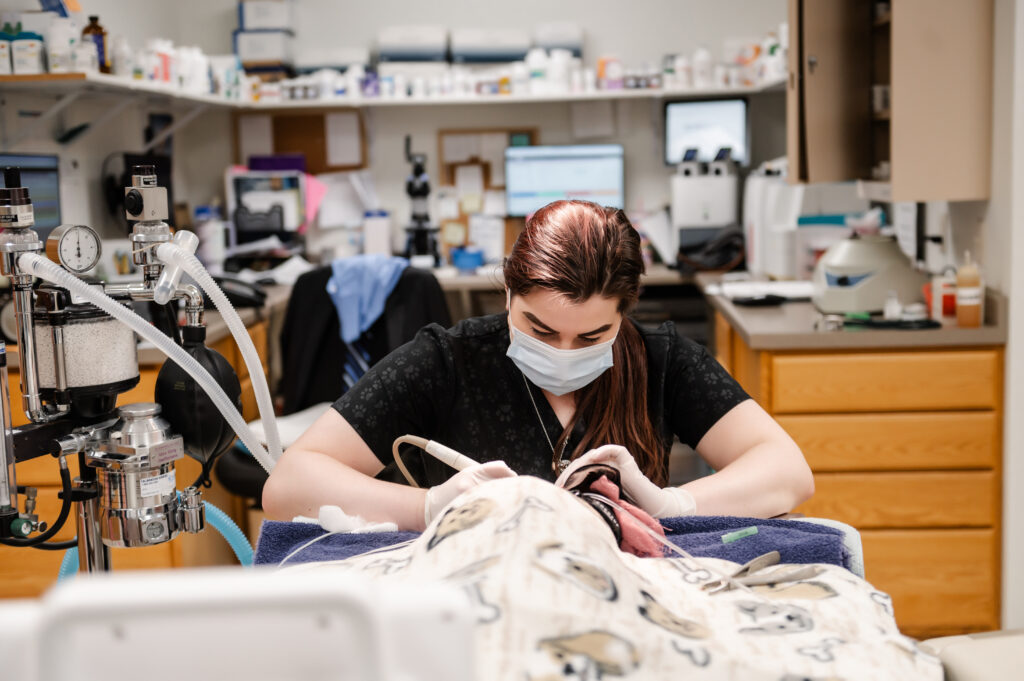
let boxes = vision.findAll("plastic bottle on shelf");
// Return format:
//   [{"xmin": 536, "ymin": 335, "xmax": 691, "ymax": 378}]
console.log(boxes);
[
  {"xmin": 81, "ymin": 15, "xmax": 109, "ymax": 73},
  {"xmin": 46, "ymin": 17, "xmax": 76, "ymax": 73},
  {"xmin": 955, "ymin": 251, "xmax": 984, "ymax": 328},
  {"xmin": 525, "ymin": 47, "xmax": 549, "ymax": 95},
  {"xmin": 692, "ymin": 46, "xmax": 713, "ymax": 89}
]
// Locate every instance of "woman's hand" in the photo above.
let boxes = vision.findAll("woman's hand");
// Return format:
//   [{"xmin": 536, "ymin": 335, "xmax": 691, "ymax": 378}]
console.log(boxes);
[
  {"xmin": 555, "ymin": 445, "xmax": 696, "ymax": 518},
  {"xmin": 424, "ymin": 461, "xmax": 517, "ymax": 526}
]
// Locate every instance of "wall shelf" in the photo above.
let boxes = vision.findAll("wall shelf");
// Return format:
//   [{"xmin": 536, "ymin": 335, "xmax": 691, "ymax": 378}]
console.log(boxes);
[{"xmin": 0, "ymin": 72, "xmax": 786, "ymax": 112}]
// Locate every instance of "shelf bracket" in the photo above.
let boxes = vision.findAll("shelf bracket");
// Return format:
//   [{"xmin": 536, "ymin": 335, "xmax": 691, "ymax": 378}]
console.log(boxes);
[
  {"xmin": 1, "ymin": 90, "xmax": 84, "ymax": 151},
  {"xmin": 138, "ymin": 104, "xmax": 209, "ymax": 154},
  {"xmin": 63, "ymin": 97, "xmax": 135, "ymax": 147}
]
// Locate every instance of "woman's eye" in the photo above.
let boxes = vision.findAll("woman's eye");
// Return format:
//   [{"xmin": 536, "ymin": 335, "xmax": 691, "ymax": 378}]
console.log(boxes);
[
  {"xmin": 531, "ymin": 327, "xmax": 555, "ymax": 336},
  {"xmin": 579, "ymin": 336, "xmax": 600, "ymax": 344}
]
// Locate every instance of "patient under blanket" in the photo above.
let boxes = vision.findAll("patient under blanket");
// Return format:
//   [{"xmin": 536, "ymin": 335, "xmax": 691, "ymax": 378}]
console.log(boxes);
[{"xmin": 282, "ymin": 477, "xmax": 941, "ymax": 680}]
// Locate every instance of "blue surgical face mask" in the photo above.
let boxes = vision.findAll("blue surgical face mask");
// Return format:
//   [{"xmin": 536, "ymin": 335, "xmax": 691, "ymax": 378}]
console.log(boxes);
[{"xmin": 506, "ymin": 319, "xmax": 616, "ymax": 396}]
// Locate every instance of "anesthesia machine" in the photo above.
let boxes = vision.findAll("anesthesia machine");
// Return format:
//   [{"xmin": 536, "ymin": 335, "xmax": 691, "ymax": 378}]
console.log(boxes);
[{"xmin": 0, "ymin": 165, "xmax": 281, "ymax": 572}]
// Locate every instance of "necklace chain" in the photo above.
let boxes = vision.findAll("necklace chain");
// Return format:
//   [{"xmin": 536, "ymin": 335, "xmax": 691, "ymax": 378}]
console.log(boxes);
[{"xmin": 521, "ymin": 372, "xmax": 570, "ymax": 474}]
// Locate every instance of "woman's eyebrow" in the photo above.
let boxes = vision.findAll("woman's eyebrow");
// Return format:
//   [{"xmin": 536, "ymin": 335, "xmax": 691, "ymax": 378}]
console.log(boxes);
[
  {"xmin": 579, "ymin": 324, "xmax": 612, "ymax": 337},
  {"xmin": 523, "ymin": 311, "xmax": 557, "ymax": 332}
]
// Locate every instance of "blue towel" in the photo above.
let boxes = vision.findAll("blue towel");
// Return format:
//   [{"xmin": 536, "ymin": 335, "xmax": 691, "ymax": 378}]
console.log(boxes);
[
  {"xmin": 660, "ymin": 516, "xmax": 851, "ymax": 571},
  {"xmin": 256, "ymin": 520, "xmax": 421, "ymax": 565},
  {"xmin": 255, "ymin": 516, "xmax": 850, "ymax": 570},
  {"xmin": 326, "ymin": 255, "xmax": 408, "ymax": 343}
]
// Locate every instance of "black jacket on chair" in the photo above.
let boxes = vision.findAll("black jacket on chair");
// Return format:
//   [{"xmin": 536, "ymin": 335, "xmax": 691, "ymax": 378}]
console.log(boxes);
[
  {"xmin": 215, "ymin": 264, "xmax": 451, "ymax": 502},
  {"xmin": 279, "ymin": 264, "xmax": 451, "ymax": 414}
]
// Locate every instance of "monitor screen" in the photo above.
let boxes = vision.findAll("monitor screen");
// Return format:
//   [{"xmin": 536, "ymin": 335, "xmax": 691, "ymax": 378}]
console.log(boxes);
[
  {"xmin": 665, "ymin": 99, "xmax": 748, "ymax": 165},
  {"xmin": 505, "ymin": 144, "xmax": 625, "ymax": 217},
  {"xmin": 0, "ymin": 153, "xmax": 61, "ymax": 236}
]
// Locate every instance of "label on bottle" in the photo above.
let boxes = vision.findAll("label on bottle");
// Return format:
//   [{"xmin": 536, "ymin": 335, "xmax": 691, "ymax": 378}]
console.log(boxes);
[
  {"xmin": 957, "ymin": 286, "xmax": 983, "ymax": 305},
  {"xmin": 91, "ymin": 33, "xmax": 106, "ymax": 68}
]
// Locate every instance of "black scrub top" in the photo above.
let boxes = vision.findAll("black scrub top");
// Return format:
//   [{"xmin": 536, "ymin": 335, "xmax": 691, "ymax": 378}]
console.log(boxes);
[{"xmin": 332, "ymin": 314, "xmax": 749, "ymax": 487}]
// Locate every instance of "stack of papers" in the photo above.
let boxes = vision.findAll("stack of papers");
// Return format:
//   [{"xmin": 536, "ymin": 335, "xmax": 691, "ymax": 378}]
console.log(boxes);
[{"xmin": 705, "ymin": 280, "xmax": 815, "ymax": 300}]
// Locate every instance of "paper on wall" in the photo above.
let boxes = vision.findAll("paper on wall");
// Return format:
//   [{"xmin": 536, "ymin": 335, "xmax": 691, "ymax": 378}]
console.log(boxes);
[
  {"xmin": 325, "ymin": 111, "xmax": 362, "ymax": 167},
  {"xmin": 479, "ymin": 133, "xmax": 508, "ymax": 186},
  {"xmin": 317, "ymin": 172, "xmax": 367, "ymax": 229},
  {"xmin": 437, "ymin": 189, "xmax": 461, "ymax": 220},
  {"xmin": 570, "ymin": 100, "xmax": 615, "ymax": 139},
  {"xmin": 483, "ymin": 190, "xmax": 507, "ymax": 217},
  {"xmin": 469, "ymin": 214, "xmax": 505, "ymax": 263},
  {"xmin": 442, "ymin": 134, "xmax": 481, "ymax": 163},
  {"xmin": 455, "ymin": 164, "xmax": 485, "ymax": 203},
  {"xmin": 238, "ymin": 115, "xmax": 274, "ymax": 165}
]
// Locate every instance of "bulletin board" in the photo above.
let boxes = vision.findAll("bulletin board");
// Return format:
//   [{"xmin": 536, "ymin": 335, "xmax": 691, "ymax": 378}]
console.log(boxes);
[
  {"xmin": 436, "ymin": 128, "xmax": 536, "ymax": 261},
  {"xmin": 232, "ymin": 109, "xmax": 368, "ymax": 175}
]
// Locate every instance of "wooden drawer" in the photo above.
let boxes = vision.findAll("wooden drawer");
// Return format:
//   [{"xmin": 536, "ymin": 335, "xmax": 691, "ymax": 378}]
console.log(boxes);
[
  {"xmin": 713, "ymin": 311, "xmax": 732, "ymax": 375},
  {"xmin": 778, "ymin": 411, "xmax": 999, "ymax": 471},
  {"xmin": 796, "ymin": 471, "xmax": 997, "ymax": 528},
  {"xmin": 862, "ymin": 528, "xmax": 999, "ymax": 637},
  {"xmin": 771, "ymin": 349, "xmax": 1001, "ymax": 413}
]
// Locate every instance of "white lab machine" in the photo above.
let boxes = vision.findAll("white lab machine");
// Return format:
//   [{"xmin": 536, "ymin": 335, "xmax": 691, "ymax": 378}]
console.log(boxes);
[
  {"xmin": 670, "ymin": 147, "xmax": 738, "ymax": 230},
  {"xmin": 0, "ymin": 568, "xmax": 475, "ymax": 681},
  {"xmin": 743, "ymin": 174, "xmax": 869, "ymax": 279},
  {"xmin": 812, "ymin": 234, "xmax": 930, "ymax": 313}
]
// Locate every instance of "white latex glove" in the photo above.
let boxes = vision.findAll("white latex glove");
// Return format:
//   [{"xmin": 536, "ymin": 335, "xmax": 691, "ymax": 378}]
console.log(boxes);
[
  {"xmin": 555, "ymin": 444, "xmax": 696, "ymax": 519},
  {"xmin": 424, "ymin": 460, "xmax": 517, "ymax": 527}
]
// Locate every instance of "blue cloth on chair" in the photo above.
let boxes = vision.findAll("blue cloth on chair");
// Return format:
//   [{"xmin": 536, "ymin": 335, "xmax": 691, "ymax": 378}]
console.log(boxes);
[
  {"xmin": 255, "ymin": 515, "xmax": 851, "ymax": 569},
  {"xmin": 326, "ymin": 255, "xmax": 409, "ymax": 343}
]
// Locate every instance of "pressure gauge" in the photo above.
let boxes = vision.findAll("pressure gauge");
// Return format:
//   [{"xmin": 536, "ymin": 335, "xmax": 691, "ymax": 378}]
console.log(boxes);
[{"xmin": 46, "ymin": 224, "xmax": 102, "ymax": 274}]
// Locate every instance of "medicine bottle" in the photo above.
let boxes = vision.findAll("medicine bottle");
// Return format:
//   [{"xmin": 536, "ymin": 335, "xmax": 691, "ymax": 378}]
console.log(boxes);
[
  {"xmin": 955, "ymin": 251, "xmax": 983, "ymax": 328},
  {"xmin": 81, "ymin": 15, "xmax": 109, "ymax": 73}
]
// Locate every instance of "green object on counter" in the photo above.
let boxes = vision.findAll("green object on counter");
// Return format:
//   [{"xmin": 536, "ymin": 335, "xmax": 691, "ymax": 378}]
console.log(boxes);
[
  {"xmin": 844, "ymin": 312, "xmax": 871, "ymax": 321},
  {"xmin": 722, "ymin": 526, "xmax": 758, "ymax": 544}
]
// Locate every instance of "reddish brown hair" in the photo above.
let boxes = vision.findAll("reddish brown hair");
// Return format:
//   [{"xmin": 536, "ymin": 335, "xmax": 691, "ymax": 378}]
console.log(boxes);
[{"xmin": 504, "ymin": 200, "xmax": 666, "ymax": 485}]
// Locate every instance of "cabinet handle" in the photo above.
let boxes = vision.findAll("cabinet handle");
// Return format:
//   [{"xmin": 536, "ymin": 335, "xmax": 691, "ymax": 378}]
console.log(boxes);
[{"xmin": 807, "ymin": 55, "xmax": 818, "ymax": 75}]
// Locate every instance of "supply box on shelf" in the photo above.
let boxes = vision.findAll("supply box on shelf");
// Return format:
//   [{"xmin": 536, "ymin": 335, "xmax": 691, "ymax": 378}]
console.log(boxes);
[
  {"xmin": 233, "ymin": 28, "xmax": 293, "ymax": 66},
  {"xmin": 237, "ymin": 0, "xmax": 294, "ymax": 31}
]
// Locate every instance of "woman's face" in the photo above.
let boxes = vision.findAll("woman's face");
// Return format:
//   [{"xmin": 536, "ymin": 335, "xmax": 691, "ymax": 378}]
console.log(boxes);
[{"xmin": 508, "ymin": 288, "xmax": 622, "ymax": 351}]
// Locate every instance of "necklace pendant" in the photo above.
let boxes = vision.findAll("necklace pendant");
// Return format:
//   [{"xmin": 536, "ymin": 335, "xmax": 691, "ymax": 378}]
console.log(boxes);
[{"xmin": 555, "ymin": 458, "xmax": 571, "ymax": 474}]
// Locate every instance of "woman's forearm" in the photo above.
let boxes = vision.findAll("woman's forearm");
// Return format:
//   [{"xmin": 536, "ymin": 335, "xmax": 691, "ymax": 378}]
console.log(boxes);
[
  {"xmin": 262, "ymin": 448, "xmax": 428, "ymax": 531},
  {"xmin": 682, "ymin": 440, "xmax": 814, "ymax": 518}
]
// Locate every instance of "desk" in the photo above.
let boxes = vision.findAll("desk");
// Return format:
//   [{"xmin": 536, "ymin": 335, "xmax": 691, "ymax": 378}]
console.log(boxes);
[{"xmin": 435, "ymin": 264, "xmax": 694, "ymax": 320}]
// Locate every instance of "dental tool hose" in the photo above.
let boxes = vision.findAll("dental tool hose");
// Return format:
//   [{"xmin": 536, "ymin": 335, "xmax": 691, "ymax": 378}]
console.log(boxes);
[
  {"xmin": 17, "ymin": 253, "xmax": 276, "ymax": 474},
  {"xmin": 156, "ymin": 241, "xmax": 282, "ymax": 464},
  {"xmin": 392, "ymin": 435, "xmax": 479, "ymax": 487}
]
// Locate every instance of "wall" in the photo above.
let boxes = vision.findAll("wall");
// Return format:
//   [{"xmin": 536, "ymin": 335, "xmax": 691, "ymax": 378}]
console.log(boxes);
[{"xmin": 0, "ymin": 0, "xmax": 786, "ymax": 235}]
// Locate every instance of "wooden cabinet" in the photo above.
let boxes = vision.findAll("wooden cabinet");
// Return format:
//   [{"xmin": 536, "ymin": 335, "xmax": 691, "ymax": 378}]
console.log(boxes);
[
  {"xmin": 787, "ymin": 0, "xmax": 993, "ymax": 200},
  {"xmin": 716, "ymin": 311, "xmax": 1002, "ymax": 638},
  {"xmin": 0, "ymin": 319, "xmax": 270, "ymax": 599}
]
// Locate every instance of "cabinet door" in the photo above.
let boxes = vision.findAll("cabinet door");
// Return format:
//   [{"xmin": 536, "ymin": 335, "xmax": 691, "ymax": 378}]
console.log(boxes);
[
  {"xmin": 789, "ymin": 0, "xmax": 873, "ymax": 183},
  {"xmin": 891, "ymin": 0, "xmax": 993, "ymax": 201}
]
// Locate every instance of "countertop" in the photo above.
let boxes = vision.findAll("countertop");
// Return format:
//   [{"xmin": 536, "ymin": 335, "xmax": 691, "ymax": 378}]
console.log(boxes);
[
  {"xmin": 696, "ymin": 273, "xmax": 1008, "ymax": 351},
  {"xmin": 4, "ymin": 284, "xmax": 294, "ymax": 369}
]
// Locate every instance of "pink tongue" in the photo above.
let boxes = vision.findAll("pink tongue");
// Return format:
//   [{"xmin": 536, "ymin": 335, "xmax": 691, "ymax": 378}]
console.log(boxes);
[{"xmin": 589, "ymin": 475, "xmax": 666, "ymax": 558}]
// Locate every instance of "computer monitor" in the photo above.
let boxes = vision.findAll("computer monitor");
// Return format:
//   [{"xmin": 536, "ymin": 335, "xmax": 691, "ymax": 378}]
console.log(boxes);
[
  {"xmin": 0, "ymin": 153, "xmax": 61, "ymax": 238},
  {"xmin": 505, "ymin": 144, "xmax": 625, "ymax": 217},
  {"xmin": 665, "ymin": 98, "xmax": 748, "ymax": 166}
]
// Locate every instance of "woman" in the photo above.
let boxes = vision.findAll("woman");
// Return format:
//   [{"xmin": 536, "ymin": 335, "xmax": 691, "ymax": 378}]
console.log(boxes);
[{"xmin": 263, "ymin": 200, "xmax": 813, "ymax": 530}]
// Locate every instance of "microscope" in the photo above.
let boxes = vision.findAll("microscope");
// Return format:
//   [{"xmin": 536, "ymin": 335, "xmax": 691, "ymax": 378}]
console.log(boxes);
[
  {"xmin": 0, "ymin": 165, "xmax": 244, "ymax": 572},
  {"xmin": 403, "ymin": 135, "xmax": 440, "ymax": 266}
]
